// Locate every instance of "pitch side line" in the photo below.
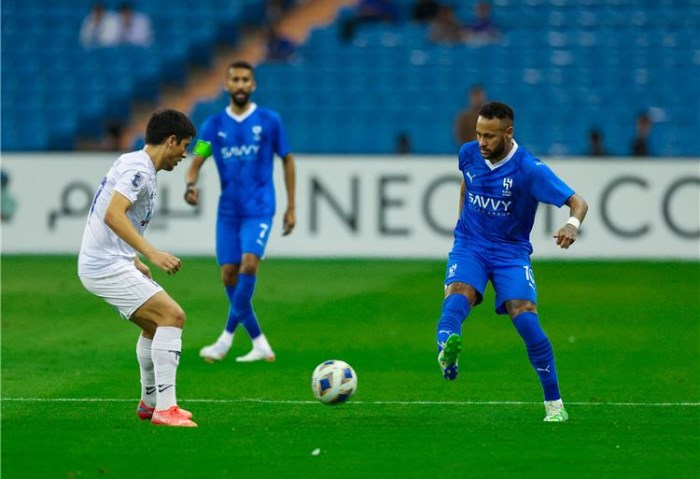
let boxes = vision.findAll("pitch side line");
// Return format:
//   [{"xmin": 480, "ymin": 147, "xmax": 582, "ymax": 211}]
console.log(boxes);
[{"xmin": 2, "ymin": 397, "xmax": 698, "ymax": 407}]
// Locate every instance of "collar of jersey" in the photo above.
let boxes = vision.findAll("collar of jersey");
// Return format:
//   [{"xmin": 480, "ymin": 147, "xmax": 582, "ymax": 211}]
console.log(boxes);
[
  {"xmin": 226, "ymin": 103, "xmax": 257, "ymax": 122},
  {"xmin": 484, "ymin": 139, "xmax": 518, "ymax": 171}
]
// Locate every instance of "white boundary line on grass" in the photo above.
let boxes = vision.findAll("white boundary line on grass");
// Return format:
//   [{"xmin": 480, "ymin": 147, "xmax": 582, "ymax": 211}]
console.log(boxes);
[{"xmin": 2, "ymin": 397, "xmax": 699, "ymax": 407}]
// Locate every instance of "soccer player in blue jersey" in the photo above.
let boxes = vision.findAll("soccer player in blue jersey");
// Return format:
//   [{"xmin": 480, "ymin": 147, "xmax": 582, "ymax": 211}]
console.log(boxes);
[
  {"xmin": 436, "ymin": 101, "xmax": 588, "ymax": 422},
  {"xmin": 184, "ymin": 61, "xmax": 296, "ymax": 363}
]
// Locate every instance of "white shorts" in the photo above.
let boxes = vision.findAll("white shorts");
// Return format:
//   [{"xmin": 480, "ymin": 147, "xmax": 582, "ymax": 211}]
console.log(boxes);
[{"xmin": 80, "ymin": 268, "xmax": 163, "ymax": 319}]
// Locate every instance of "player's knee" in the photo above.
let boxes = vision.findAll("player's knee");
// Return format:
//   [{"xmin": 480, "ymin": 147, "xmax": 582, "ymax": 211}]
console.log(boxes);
[
  {"xmin": 239, "ymin": 263, "xmax": 258, "ymax": 275},
  {"xmin": 445, "ymin": 282, "xmax": 478, "ymax": 305},
  {"xmin": 221, "ymin": 268, "xmax": 238, "ymax": 285},
  {"xmin": 161, "ymin": 304, "xmax": 186, "ymax": 328},
  {"xmin": 508, "ymin": 301, "xmax": 537, "ymax": 319},
  {"xmin": 173, "ymin": 306, "xmax": 186, "ymax": 328}
]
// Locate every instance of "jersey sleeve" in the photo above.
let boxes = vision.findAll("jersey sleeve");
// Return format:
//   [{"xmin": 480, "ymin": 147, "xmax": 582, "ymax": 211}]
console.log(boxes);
[
  {"xmin": 272, "ymin": 112, "xmax": 291, "ymax": 158},
  {"xmin": 198, "ymin": 116, "xmax": 216, "ymax": 144},
  {"xmin": 114, "ymin": 168, "xmax": 153, "ymax": 204},
  {"xmin": 457, "ymin": 143, "xmax": 472, "ymax": 172},
  {"xmin": 529, "ymin": 161, "xmax": 575, "ymax": 207}
]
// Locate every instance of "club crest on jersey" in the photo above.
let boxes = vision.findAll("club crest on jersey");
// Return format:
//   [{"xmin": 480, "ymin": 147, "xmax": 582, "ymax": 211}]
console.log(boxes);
[
  {"xmin": 448, "ymin": 263, "xmax": 458, "ymax": 278},
  {"xmin": 131, "ymin": 172, "xmax": 144, "ymax": 191},
  {"xmin": 252, "ymin": 125, "xmax": 262, "ymax": 141},
  {"xmin": 502, "ymin": 177, "xmax": 513, "ymax": 197}
]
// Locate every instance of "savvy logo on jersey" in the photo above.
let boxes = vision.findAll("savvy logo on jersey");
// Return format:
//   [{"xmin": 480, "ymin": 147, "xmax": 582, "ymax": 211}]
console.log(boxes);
[
  {"xmin": 221, "ymin": 144, "xmax": 260, "ymax": 160},
  {"xmin": 467, "ymin": 192, "xmax": 512, "ymax": 215}
]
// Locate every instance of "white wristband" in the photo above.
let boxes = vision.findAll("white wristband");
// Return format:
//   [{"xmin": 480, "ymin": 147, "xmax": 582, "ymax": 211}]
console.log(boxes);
[{"xmin": 566, "ymin": 217, "xmax": 581, "ymax": 229}]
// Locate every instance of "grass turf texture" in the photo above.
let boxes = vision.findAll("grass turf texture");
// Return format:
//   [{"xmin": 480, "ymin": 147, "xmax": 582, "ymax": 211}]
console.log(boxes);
[{"xmin": 2, "ymin": 256, "xmax": 699, "ymax": 478}]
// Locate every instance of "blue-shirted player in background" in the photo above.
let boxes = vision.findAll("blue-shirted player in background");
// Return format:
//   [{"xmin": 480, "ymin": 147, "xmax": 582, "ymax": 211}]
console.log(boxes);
[
  {"xmin": 436, "ymin": 101, "xmax": 588, "ymax": 422},
  {"xmin": 184, "ymin": 60, "xmax": 296, "ymax": 363}
]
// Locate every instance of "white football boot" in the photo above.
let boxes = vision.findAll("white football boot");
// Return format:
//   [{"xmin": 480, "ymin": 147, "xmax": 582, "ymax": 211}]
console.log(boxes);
[
  {"xmin": 543, "ymin": 399, "xmax": 569, "ymax": 422},
  {"xmin": 199, "ymin": 340, "xmax": 230, "ymax": 363},
  {"xmin": 236, "ymin": 333, "xmax": 275, "ymax": 362}
]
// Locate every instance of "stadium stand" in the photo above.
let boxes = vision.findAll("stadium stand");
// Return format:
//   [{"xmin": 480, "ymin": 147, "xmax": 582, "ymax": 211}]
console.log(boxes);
[
  {"xmin": 190, "ymin": 0, "xmax": 700, "ymax": 156},
  {"xmin": 2, "ymin": 0, "xmax": 699, "ymax": 156},
  {"xmin": 1, "ymin": 0, "xmax": 259, "ymax": 151}
]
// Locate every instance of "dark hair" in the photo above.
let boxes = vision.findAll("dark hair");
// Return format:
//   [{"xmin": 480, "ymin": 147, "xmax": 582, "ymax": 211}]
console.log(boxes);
[
  {"xmin": 227, "ymin": 60, "xmax": 255, "ymax": 75},
  {"xmin": 144, "ymin": 108, "xmax": 196, "ymax": 145},
  {"xmin": 478, "ymin": 101, "xmax": 514, "ymax": 124}
]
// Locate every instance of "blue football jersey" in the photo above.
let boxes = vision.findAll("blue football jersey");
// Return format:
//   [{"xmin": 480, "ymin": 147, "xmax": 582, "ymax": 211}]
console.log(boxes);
[
  {"xmin": 456, "ymin": 141, "xmax": 574, "ymax": 254},
  {"xmin": 199, "ymin": 104, "xmax": 291, "ymax": 218}
]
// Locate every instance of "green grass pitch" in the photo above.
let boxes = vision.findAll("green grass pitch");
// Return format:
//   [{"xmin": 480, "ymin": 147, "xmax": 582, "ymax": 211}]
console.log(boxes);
[{"xmin": 2, "ymin": 256, "xmax": 699, "ymax": 478}]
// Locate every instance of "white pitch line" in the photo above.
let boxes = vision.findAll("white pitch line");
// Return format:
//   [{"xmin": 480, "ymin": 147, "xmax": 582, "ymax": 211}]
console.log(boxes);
[{"xmin": 1, "ymin": 397, "xmax": 698, "ymax": 407}]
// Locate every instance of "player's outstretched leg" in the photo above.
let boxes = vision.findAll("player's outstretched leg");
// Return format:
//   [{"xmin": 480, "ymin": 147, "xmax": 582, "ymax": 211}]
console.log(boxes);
[
  {"xmin": 435, "ymin": 294, "xmax": 470, "ymax": 380},
  {"xmin": 512, "ymin": 311, "xmax": 568, "ymax": 422},
  {"xmin": 438, "ymin": 333, "xmax": 463, "ymax": 380}
]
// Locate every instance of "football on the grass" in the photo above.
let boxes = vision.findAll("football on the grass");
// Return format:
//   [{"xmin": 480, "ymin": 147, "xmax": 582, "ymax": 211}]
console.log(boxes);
[{"xmin": 311, "ymin": 360, "xmax": 357, "ymax": 405}]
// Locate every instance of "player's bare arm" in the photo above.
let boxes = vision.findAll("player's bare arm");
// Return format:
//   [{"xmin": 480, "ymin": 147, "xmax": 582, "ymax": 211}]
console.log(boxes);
[
  {"xmin": 282, "ymin": 153, "xmax": 296, "ymax": 236},
  {"xmin": 553, "ymin": 193, "xmax": 589, "ymax": 249},
  {"xmin": 104, "ymin": 192, "xmax": 182, "ymax": 274},
  {"xmin": 184, "ymin": 155, "xmax": 207, "ymax": 206}
]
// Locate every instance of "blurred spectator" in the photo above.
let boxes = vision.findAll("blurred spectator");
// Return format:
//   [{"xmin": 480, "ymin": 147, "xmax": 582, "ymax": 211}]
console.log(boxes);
[
  {"xmin": 116, "ymin": 2, "xmax": 153, "ymax": 47},
  {"xmin": 80, "ymin": 2, "xmax": 119, "ymax": 48},
  {"xmin": 587, "ymin": 128, "xmax": 607, "ymax": 156},
  {"xmin": 341, "ymin": 0, "xmax": 401, "ymax": 42},
  {"xmin": 1, "ymin": 170, "xmax": 18, "ymax": 223},
  {"xmin": 429, "ymin": 4, "xmax": 468, "ymax": 44},
  {"xmin": 265, "ymin": 0, "xmax": 296, "ymax": 26},
  {"xmin": 465, "ymin": 1, "xmax": 500, "ymax": 44},
  {"xmin": 103, "ymin": 121, "xmax": 125, "ymax": 151},
  {"xmin": 412, "ymin": 0, "xmax": 440, "ymax": 23},
  {"xmin": 265, "ymin": 25, "xmax": 298, "ymax": 62},
  {"xmin": 631, "ymin": 112, "xmax": 652, "ymax": 156},
  {"xmin": 453, "ymin": 85, "xmax": 487, "ymax": 145},
  {"xmin": 395, "ymin": 132, "xmax": 412, "ymax": 154}
]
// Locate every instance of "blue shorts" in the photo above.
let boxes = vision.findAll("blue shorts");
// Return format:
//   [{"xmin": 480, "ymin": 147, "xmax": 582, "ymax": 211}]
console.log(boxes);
[
  {"xmin": 216, "ymin": 216, "xmax": 273, "ymax": 265},
  {"xmin": 444, "ymin": 240, "xmax": 537, "ymax": 315}
]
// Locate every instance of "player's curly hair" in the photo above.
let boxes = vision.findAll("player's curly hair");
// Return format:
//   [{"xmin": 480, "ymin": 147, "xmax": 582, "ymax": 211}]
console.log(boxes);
[{"xmin": 145, "ymin": 108, "xmax": 197, "ymax": 145}]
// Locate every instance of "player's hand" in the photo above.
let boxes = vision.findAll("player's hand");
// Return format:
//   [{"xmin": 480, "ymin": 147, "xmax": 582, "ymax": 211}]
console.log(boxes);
[
  {"xmin": 184, "ymin": 184, "xmax": 199, "ymax": 206},
  {"xmin": 148, "ymin": 251, "xmax": 182, "ymax": 275},
  {"xmin": 134, "ymin": 257, "xmax": 152, "ymax": 278},
  {"xmin": 552, "ymin": 224, "xmax": 578, "ymax": 249},
  {"xmin": 283, "ymin": 207, "xmax": 296, "ymax": 236}
]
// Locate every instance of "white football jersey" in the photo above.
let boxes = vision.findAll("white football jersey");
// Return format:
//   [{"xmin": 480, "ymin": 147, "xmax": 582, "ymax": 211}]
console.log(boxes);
[{"xmin": 78, "ymin": 150, "xmax": 157, "ymax": 277}]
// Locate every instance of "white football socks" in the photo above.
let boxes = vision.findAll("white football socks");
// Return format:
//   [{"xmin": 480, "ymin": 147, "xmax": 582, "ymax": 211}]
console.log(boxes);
[
  {"xmin": 252, "ymin": 333, "xmax": 273, "ymax": 353},
  {"xmin": 151, "ymin": 326, "xmax": 183, "ymax": 411},
  {"xmin": 218, "ymin": 330, "xmax": 234, "ymax": 349},
  {"xmin": 136, "ymin": 335, "xmax": 156, "ymax": 408}
]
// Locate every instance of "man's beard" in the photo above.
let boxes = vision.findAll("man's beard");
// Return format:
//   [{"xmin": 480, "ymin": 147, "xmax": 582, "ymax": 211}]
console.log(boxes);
[
  {"xmin": 482, "ymin": 140, "xmax": 505, "ymax": 160},
  {"xmin": 231, "ymin": 91, "xmax": 250, "ymax": 107}
]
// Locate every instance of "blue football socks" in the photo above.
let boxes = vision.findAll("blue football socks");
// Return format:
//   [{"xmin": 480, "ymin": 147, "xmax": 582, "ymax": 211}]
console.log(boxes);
[
  {"xmin": 436, "ymin": 294, "xmax": 471, "ymax": 351},
  {"xmin": 224, "ymin": 284, "xmax": 239, "ymax": 334},
  {"xmin": 232, "ymin": 273, "xmax": 262, "ymax": 339},
  {"xmin": 512, "ymin": 312, "xmax": 561, "ymax": 401}
]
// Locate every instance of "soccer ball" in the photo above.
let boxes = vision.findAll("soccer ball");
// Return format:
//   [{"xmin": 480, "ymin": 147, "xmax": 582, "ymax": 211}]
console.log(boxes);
[{"xmin": 311, "ymin": 360, "xmax": 358, "ymax": 405}]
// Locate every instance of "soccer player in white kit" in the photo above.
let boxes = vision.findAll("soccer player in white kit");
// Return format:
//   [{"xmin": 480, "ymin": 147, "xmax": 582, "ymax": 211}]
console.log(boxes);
[{"xmin": 78, "ymin": 108, "xmax": 198, "ymax": 427}]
